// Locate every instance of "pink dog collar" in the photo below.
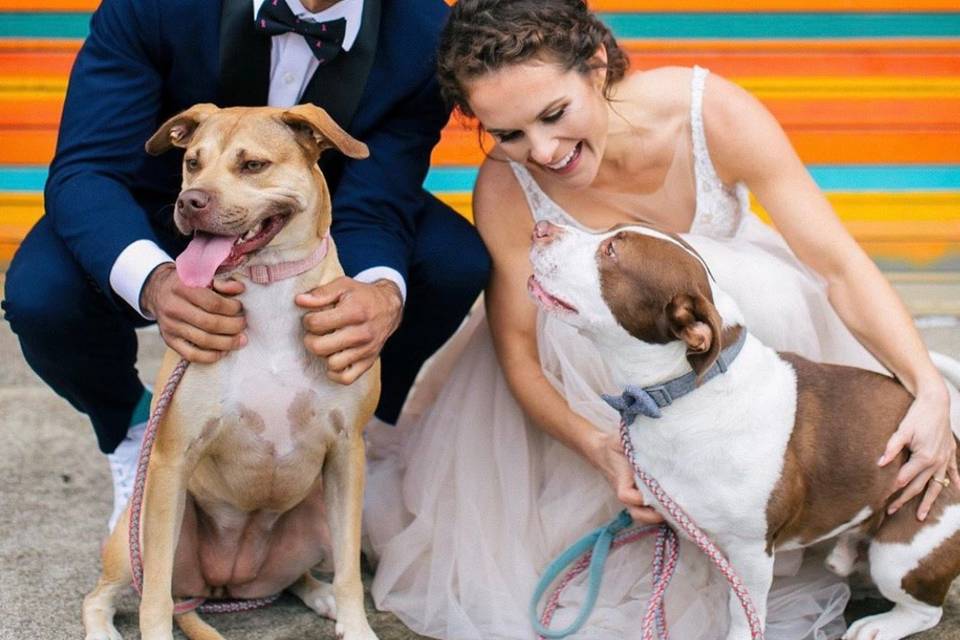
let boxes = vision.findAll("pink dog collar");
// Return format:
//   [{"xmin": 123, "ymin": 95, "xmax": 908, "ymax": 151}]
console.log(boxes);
[{"xmin": 242, "ymin": 235, "xmax": 329, "ymax": 285}]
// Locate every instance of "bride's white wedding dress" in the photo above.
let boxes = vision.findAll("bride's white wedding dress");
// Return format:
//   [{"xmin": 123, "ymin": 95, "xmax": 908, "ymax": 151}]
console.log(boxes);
[{"xmin": 364, "ymin": 67, "xmax": 885, "ymax": 640}]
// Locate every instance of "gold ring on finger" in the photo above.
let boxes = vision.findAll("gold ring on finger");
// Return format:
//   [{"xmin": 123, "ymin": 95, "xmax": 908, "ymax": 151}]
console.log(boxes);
[{"xmin": 934, "ymin": 476, "xmax": 951, "ymax": 489}]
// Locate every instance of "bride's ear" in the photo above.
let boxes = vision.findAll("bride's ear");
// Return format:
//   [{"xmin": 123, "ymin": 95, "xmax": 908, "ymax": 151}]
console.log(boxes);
[{"xmin": 590, "ymin": 45, "xmax": 608, "ymax": 91}]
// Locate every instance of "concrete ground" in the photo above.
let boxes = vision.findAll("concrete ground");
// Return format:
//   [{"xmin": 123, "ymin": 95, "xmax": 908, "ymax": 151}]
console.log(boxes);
[{"xmin": 2, "ymin": 272, "xmax": 960, "ymax": 639}]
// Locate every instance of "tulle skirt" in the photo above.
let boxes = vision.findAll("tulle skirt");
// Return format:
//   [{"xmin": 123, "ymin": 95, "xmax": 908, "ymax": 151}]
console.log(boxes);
[{"xmin": 364, "ymin": 214, "xmax": 886, "ymax": 640}]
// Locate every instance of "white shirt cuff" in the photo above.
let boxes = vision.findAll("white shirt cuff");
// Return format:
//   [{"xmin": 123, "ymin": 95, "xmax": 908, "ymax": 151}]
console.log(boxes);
[
  {"xmin": 354, "ymin": 266, "xmax": 407, "ymax": 304},
  {"xmin": 109, "ymin": 240, "xmax": 175, "ymax": 319}
]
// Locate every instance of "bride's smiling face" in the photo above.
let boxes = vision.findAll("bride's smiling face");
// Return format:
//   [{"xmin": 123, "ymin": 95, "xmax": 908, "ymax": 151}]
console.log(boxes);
[{"xmin": 465, "ymin": 58, "xmax": 610, "ymax": 190}]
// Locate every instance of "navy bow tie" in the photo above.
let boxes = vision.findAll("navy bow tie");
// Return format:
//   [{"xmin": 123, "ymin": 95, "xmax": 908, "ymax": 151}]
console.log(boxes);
[{"xmin": 256, "ymin": 0, "xmax": 347, "ymax": 64}]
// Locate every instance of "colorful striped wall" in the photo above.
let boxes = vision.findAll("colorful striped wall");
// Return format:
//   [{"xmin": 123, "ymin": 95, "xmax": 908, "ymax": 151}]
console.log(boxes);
[{"xmin": 1, "ymin": 1, "xmax": 959, "ymax": 271}]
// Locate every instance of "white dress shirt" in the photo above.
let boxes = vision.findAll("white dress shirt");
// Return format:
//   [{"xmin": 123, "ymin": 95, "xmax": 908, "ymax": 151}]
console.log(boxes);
[{"xmin": 110, "ymin": 0, "xmax": 406, "ymax": 318}]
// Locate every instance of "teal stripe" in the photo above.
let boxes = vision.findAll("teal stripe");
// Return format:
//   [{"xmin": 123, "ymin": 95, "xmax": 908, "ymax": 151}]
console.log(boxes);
[
  {"xmin": 2, "ymin": 12, "xmax": 959, "ymax": 40},
  {"xmin": 5, "ymin": 165, "xmax": 960, "ymax": 194},
  {"xmin": 599, "ymin": 12, "xmax": 960, "ymax": 39},
  {"xmin": 424, "ymin": 165, "xmax": 960, "ymax": 194},
  {"xmin": 0, "ymin": 13, "xmax": 90, "ymax": 39},
  {"xmin": 0, "ymin": 167, "xmax": 47, "ymax": 191}
]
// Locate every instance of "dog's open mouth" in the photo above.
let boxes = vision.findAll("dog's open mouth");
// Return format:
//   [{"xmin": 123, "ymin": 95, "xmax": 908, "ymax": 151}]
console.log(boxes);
[
  {"xmin": 176, "ymin": 214, "xmax": 289, "ymax": 287},
  {"xmin": 527, "ymin": 276, "xmax": 578, "ymax": 314}
]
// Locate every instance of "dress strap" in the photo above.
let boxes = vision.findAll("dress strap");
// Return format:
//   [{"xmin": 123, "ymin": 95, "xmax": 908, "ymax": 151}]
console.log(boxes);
[{"xmin": 690, "ymin": 65, "xmax": 723, "ymax": 191}]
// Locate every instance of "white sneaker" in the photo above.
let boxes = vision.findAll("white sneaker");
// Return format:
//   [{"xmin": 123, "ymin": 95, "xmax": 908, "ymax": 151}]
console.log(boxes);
[{"xmin": 106, "ymin": 420, "xmax": 147, "ymax": 531}]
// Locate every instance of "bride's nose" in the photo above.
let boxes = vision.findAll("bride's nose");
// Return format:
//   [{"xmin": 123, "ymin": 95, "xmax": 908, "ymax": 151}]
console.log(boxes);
[{"xmin": 527, "ymin": 133, "xmax": 559, "ymax": 166}]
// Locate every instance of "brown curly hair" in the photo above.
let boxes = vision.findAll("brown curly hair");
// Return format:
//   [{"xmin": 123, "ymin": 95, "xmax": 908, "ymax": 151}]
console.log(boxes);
[{"xmin": 437, "ymin": 0, "xmax": 630, "ymax": 117}]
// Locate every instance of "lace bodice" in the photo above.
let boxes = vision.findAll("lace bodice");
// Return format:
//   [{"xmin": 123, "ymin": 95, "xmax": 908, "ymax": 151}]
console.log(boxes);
[{"xmin": 509, "ymin": 66, "xmax": 747, "ymax": 238}]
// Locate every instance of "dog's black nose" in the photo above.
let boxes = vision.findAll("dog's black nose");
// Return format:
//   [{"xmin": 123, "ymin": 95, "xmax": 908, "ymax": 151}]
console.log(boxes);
[{"xmin": 177, "ymin": 189, "xmax": 212, "ymax": 218}]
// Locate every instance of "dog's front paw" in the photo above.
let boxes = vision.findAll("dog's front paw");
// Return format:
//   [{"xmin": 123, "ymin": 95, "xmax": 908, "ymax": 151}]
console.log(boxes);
[
  {"xmin": 84, "ymin": 628, "xmax": 123, "ymax": 640},
  {"xmin": 302, "ymin": 579, "xmax": 338, "ymax": 620},
  {"xmin": 335, "ymin": 619, "xmax": 379, "ymax": 640}
]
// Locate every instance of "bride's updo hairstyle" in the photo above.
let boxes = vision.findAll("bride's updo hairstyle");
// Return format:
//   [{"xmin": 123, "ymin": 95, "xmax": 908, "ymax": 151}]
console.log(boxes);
[{"xmin": 436, "ymin": 0, "xmax": 630, "ymax": 118}]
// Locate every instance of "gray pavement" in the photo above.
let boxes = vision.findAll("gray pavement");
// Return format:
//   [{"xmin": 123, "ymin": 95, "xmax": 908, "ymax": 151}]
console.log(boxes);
[{"xmin": 2, "ymin": 271, "xmax": 960, "ymax": 639}]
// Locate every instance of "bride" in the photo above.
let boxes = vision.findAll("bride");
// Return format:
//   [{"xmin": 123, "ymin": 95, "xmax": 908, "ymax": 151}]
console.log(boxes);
[{"xmin": 363, "ymin": 1, "xmax": 959, "ymax": 638}]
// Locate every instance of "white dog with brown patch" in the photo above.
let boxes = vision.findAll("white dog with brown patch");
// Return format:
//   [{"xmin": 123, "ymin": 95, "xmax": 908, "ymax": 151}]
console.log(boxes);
[
  {"xmin": 528, "ymin": 220, "xmax": 960, "ymax": 640},
  {"xmin": 82, "ymin": 104, "xmax": 380, "ymax": 640}
]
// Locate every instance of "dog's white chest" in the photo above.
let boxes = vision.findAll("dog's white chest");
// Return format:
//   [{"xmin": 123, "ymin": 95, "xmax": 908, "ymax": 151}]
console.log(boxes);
[{"xmin": 208, "ymin": 279, "xmax": 350, "ymax": 457}]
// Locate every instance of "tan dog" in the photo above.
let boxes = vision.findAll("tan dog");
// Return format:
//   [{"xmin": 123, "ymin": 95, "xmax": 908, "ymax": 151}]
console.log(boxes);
[{"xmin": 82, "ymin": 104, "xmax": 380, "ymax": 640}]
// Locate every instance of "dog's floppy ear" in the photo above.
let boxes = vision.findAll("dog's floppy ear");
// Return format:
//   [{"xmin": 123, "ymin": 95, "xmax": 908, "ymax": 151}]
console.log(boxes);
[
  {"xmin": 665, "ymin": 292, "xmax": 723, "ymax": 383},
  {"xmin": 280, "ymin": 104, "xmax": 369, "ymax": 161},
  {"xmin": 145, "ymin": 103, "xmax": 219, "ymax": 155}
]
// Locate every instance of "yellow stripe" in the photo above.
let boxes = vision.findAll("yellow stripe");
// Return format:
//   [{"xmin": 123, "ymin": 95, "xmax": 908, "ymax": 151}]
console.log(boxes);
[
  {"xmin": 3, "ymin": 192, "xmax": 958, "ymax": 267},
  {"xmin": 5, "ymin": 192, "xmax": 959, "ymax": 227},
  {"xmin": 738, "ymin": 76, "xmax": 960, "ymax": 99},
  {"xmin": 0, "ymin": 76, "xmax": 67, "ymax": 97}
]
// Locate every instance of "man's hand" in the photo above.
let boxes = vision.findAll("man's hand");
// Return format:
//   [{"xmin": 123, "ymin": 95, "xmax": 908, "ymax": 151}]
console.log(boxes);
[
  {"xmin": 296, "ymin": 277, "xmax": 403, "ymax": 384},
  {"xmin": 141, "ymin": 263, "xmax": 247, "ymax": 363}
]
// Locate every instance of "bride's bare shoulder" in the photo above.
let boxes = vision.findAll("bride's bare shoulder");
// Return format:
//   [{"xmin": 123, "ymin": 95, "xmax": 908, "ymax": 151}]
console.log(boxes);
[
  {"xmin": 612, "ymin": 66, "xmax": 696, "ymax": 119},
  {"xmin": 474, "ymin": 156, "xmax": 533, "ymax": 246}
]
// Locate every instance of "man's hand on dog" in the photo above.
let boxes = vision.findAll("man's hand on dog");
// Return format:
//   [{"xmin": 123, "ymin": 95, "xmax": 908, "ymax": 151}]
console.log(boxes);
[
  {"xmin": 879, "ymin": 380, "xmax": 960, "ymax": 520},
  {"xmin": 142, "ymin": 263, "xmax": 248, "ymax": 364},
  {"xmin": 297, "ymin": 277, "xmax": 403, "ymax": 384}
]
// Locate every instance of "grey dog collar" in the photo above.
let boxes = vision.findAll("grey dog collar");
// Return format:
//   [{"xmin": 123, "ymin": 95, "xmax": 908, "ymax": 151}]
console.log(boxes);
[{"xmin": 601, "ymin": 329, "xmax": 748, "ymax": 425}]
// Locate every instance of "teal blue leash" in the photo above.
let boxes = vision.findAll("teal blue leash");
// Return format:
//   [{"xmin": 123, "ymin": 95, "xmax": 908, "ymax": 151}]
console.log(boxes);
[{"xmin": 530, "ymin": 510, "xmax": 677, "ymax": 639}]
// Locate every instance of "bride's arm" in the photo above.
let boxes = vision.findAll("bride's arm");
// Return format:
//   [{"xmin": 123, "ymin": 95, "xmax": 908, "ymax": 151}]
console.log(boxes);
[
  {"xmin": 472, "ymin": 158, "xmax": 662, "ymax": 523},
  {"xmin": 702, "ymin": 72, "xmax": 959, "ymax": 520}
]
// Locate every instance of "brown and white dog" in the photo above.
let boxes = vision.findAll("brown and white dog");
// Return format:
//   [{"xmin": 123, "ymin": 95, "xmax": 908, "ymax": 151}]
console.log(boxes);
[
  {"xmin": 528, "ymin": 220, "xmax": 960, "ymax": 640},
  {"xmin": 82, "ymin": 104, "xmax": 380, "ymax": 640}
]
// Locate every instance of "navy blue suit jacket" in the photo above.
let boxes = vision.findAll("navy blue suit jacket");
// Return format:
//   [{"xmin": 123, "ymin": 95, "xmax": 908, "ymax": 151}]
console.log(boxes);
[{"xmin": 45, "ymin": 0, "xmax": 451, "ymax": 300}]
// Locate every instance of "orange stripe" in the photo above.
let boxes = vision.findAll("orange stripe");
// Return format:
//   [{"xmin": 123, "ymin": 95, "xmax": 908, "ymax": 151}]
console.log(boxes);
[
  {"xmin": 0, "ymin": 100, "xmax": 64, "ymax": 127},
  {"xmin": 627, "ymin": 52, "xmax": 960, "ymax": 77},
  {"xmin": 0, "ymin": 129, "xmax": 56, "ymax": 164},
  {"xmin": 0, "ymin": 51, "xmax": 75, "ymax": 75},
  {"xmin": 0, "ymin": 39, "xmax": 82, "ymax": 53},
  {"xmin": 8, "ymin": 96, "xmax": 958, "ymax": 133},
  {"xmin": 591, "ymin": 0, "xmax": 960, "ymax": 10},
  {"xmin": 765, "ymin": 98, "xmax": 960, "ymax": 129},
  {"xmin": 6, "ymin": 49, "xmax": 957, "ymax": 79},
  {"xmin": 432, "ymin": 128, "xmax": 960, "ymax": 166},
  {"xmin": 0, "ymin": 0, "xmax": 97, "ymax": 9}
]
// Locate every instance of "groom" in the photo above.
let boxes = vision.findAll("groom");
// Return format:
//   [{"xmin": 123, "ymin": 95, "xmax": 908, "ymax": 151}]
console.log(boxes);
[{"xmin": 1, "ymin": 0, "xmax": 489, "ymax": 528}]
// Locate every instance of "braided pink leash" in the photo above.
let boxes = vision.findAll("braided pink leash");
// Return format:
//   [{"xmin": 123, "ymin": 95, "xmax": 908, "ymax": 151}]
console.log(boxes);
[
  {"xmin": 619, "ymin": 420, "xmax": 765, "ymax": 640},
  {"xmin": 537, "ymin": 525, "xmax": 679, "ymax": 640},
  {"xmin": 127, "ymin": 358, "xmax": 280, "ymax": 615},
  {"xmin": 535, "ymin": 420, "xmax": 765, "ymax": 640}
]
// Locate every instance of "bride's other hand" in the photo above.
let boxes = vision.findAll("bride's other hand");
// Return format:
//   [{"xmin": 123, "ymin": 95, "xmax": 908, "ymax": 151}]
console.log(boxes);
[
  {"xmin": 591, "ymin": 431, "xmax": 665, "ymax": 524},
  {"xmin": 880, "ymin": 381, "xmax": 960, "ymax": 520}
]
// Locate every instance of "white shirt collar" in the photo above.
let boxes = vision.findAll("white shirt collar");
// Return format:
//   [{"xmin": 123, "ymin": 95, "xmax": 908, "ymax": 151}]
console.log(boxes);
[{"xmin": 252, "ymin": 0, "xmax": 364, "ymax": 52}]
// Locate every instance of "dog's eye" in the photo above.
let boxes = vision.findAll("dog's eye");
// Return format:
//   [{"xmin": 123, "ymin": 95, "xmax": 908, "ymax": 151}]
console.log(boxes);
[
  {"xmin": 184, "ymin": 158, "xmax": 199, "ymax": 172},
  {"xmin": 243, "ymin": 160, "xmax": 269, "ymax": 173},
  {"xmin": 604, "ymin": 239, "xmax": 616, "ymax": 259}
]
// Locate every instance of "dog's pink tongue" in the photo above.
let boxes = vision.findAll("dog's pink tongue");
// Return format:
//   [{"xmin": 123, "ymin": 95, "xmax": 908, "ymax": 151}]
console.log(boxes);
[{"xmin": 176, "ymin": 233, "xmax": 238, "ymax": 287}]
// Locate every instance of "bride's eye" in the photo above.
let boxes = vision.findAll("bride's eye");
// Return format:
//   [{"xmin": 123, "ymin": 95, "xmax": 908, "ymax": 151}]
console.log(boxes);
[{"xmin": 542, "ymin": 108, "xmax": 566, "ymax": 124}]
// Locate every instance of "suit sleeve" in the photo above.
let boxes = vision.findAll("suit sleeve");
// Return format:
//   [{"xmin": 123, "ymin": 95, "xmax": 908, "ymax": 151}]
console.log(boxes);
[
  {"xmin": 330, "ymin": 72, "xmax": 450, "ymax": 285},
  {"xmin": 43, "ymin": 0, "xmax": 166, "ymax": 297}
]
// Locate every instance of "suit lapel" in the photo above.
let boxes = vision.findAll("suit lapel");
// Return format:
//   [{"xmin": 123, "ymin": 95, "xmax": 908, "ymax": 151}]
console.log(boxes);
[
  {"xmin": 219, "ymin": 0, "xmax": 271, "ymax": 106},
  {"xmin": 299, "ymin": 0, "xmax": 381, "ymax": 130}
]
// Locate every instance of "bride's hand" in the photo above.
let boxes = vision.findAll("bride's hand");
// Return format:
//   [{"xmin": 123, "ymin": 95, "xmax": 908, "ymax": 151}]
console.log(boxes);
[
  {"xmin": 880, "ymin": 381, "xmax": 959, "ymax": 520},
  {"xmin": 592, "ymin": 432, "xmax": 664, "ymax": 525}
]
